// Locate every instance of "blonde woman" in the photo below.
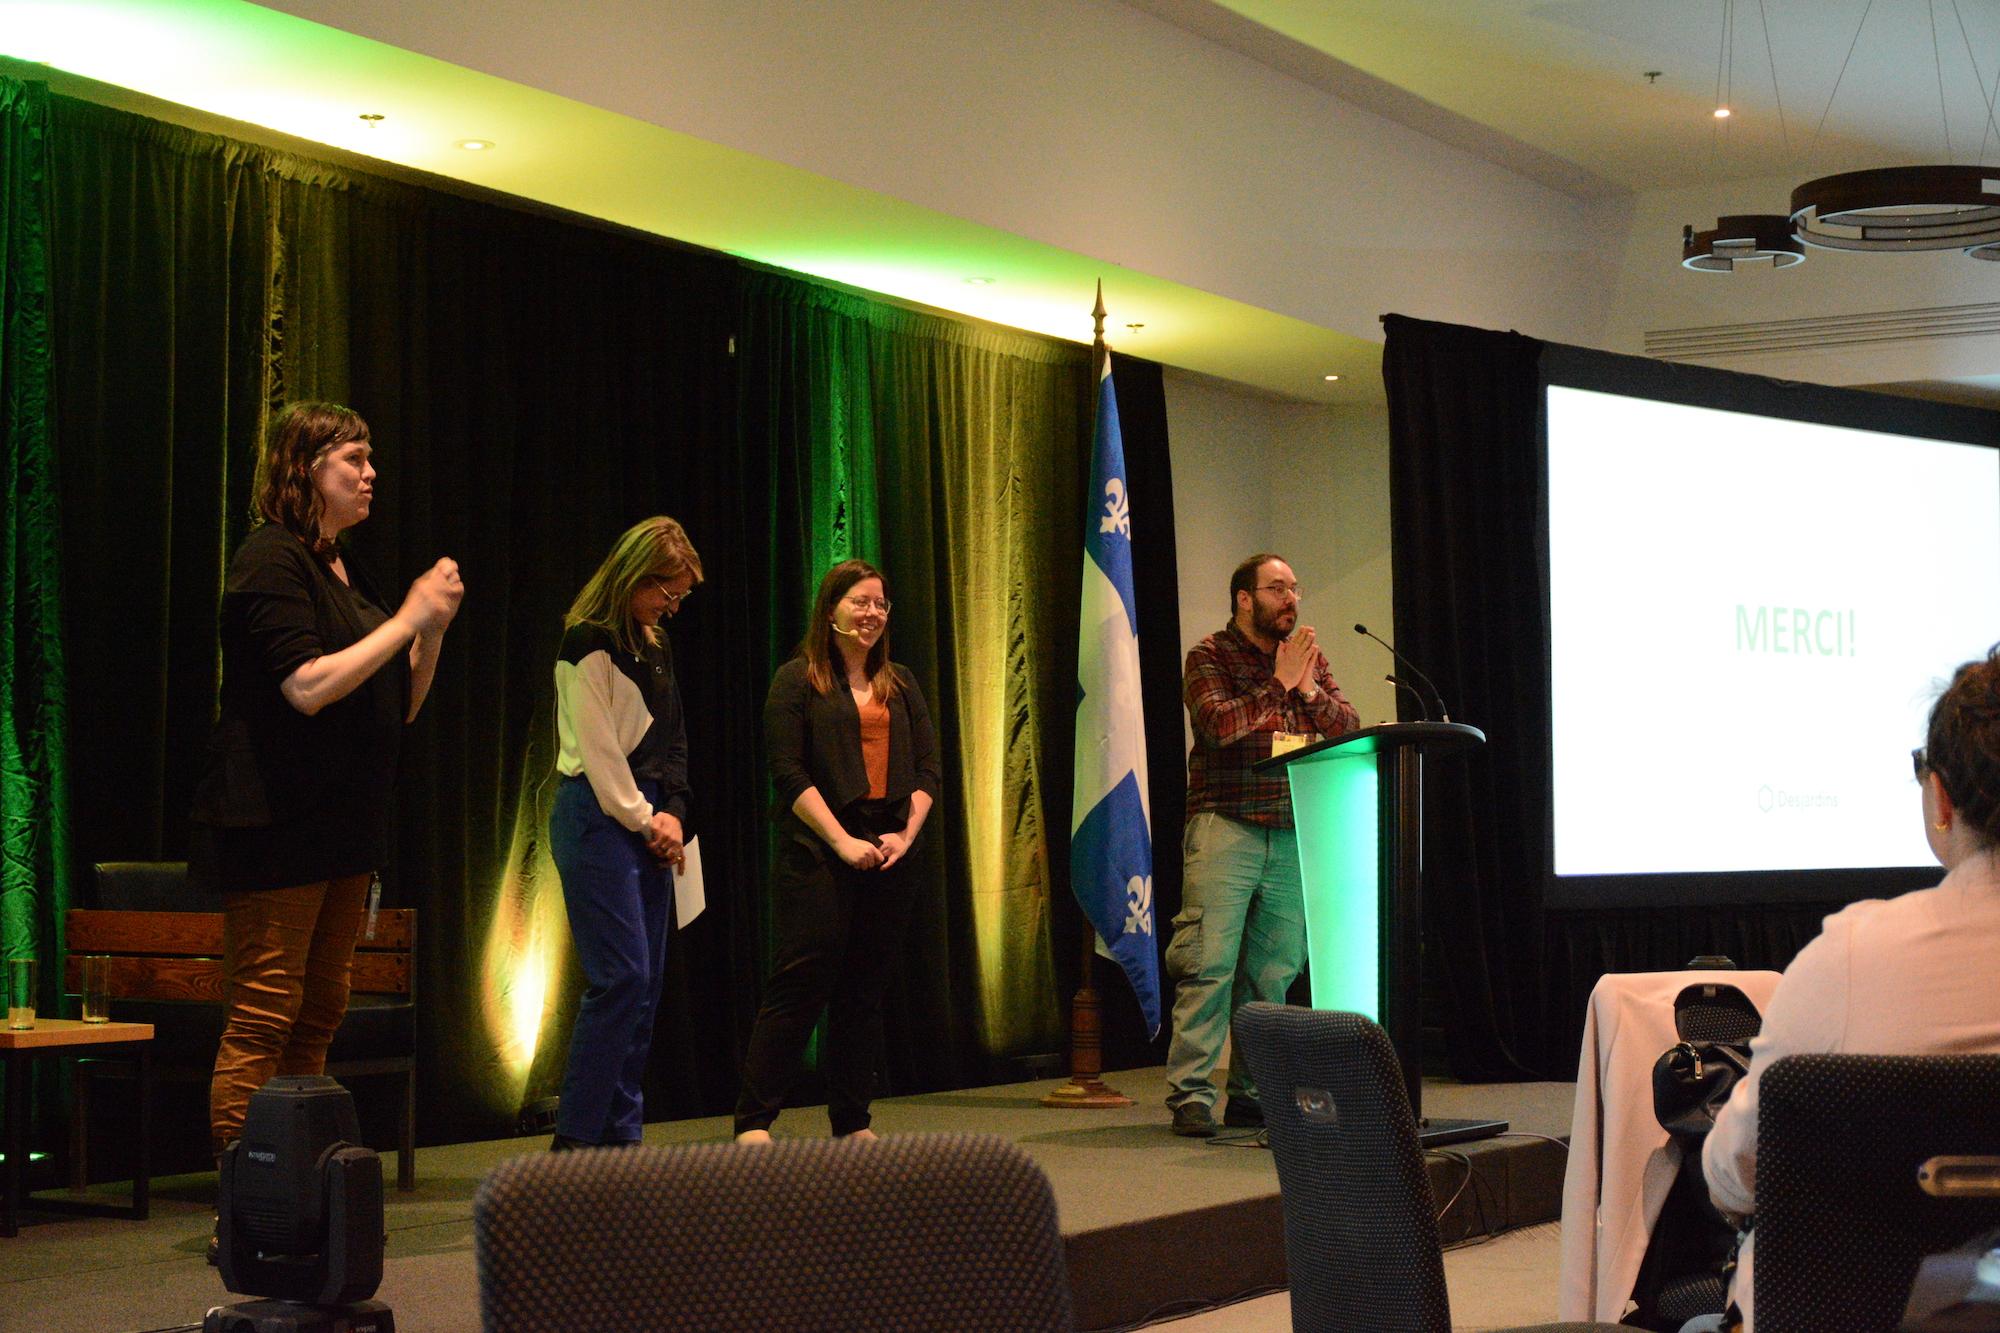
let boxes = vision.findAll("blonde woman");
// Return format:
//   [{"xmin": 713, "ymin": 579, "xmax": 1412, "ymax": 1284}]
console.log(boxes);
[{"xmin": 548, "ymin": 516, "xmax": 703, "ymax": 1149}]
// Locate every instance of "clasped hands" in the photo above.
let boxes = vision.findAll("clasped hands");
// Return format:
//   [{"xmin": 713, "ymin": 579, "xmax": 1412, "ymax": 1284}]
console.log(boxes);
[
  {"xmin": 1275, "ymin": 625, "xmax": 1324, "ymax": 693},
  {"xmin": 644, "ymin": 811, "xmax": 686, "ymax": 873},
  {"xmin": 835, "ymin": 829, "xmax": 912, "ymax": 871}
]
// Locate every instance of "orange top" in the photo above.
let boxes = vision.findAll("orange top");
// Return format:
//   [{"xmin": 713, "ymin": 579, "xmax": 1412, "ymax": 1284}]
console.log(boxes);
[{"xmin": 857, "ymin": 696, "xmax": 891, "ymax": 800}]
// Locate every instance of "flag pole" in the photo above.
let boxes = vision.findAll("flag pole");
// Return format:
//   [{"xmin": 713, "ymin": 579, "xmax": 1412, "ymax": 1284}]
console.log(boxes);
[{"xmin": 1043, "ymin": 279, "xmax": 1135, "ymax": 1110}]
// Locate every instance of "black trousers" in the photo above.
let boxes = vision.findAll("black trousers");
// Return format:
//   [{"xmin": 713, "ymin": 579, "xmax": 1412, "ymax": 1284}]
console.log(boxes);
[{"xmin": 734, "ymin": 805, "xmax": 920, "ymax": 1135}]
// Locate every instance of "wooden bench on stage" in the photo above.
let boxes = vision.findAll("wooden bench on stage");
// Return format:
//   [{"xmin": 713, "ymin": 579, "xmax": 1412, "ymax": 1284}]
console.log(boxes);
[{"xmin": 66, "ymin": 861, "xmax": 418, "ymax": 1191}]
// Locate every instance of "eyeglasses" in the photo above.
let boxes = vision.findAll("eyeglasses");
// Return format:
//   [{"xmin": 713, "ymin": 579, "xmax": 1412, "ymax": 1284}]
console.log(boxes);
[
  {"xmin": 643, "ymin": 575, "xmax": 692, "ymax": 608},
  {"xmin": 1256, "ymin": 582, "xmax": 1303, "ymax": 601},
  {"xmin": 842, "ymin": 595, "xmax": 892, "ymax": 614}
]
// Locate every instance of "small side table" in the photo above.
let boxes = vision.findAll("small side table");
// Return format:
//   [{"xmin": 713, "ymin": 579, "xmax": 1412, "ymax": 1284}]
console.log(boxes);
[{"xmin": 1, "ymin": 1018, "xmax": 154, "ymax": 1237}]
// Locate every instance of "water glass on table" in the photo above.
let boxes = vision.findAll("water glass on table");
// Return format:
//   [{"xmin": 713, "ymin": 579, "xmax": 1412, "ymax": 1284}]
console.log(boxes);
[
  {"xmin": 81, "ymin": 954, "xmax": 113, "ymax": 1023},
  {"xmin": 5, "ymin": 957, "xmax": 36, "ymax": 1030}
]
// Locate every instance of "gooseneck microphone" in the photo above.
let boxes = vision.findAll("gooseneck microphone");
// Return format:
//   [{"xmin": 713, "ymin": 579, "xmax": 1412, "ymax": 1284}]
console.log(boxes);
[
  {"xmin": 1383, "ymin": 674, "xmax": 1431, "ymax": 722},
  {"xmin": 1354, "ymin": 624, "xmax": 1450, "ymax": 722}
]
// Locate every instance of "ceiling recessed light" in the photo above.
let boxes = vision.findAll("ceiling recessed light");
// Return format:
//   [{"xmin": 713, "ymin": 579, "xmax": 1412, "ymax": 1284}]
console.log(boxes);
[
  {"xmin": 457, "ymin": 139, "xmax": 495, "ymax": 151},
  {"xmin": 1713, "ymin": 107, "xmax": 1731, "ymax": 119},
  {"xmin": 1323, "ymin": 374, "xmax": 1341, "ymax": 382},
  {"xmin": 964, "ymin": 276, "xmax": 995, "ymax": 286}
]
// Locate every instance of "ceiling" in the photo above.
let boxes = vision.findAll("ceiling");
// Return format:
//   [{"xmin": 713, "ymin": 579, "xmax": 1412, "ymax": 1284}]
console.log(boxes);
[
  {"xmin": 3, "ymin": 1, "xmax": 1993, "ymax": 402},
  {"xmin": 1208, "ymin": 0, "xmax": 2000, "ymax": 194}
]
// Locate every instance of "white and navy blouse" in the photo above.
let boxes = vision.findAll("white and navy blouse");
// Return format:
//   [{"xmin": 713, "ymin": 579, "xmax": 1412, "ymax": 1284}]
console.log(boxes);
[{"xmin": 554, "ymin": 623, "xmax": 691, "ymax": 832}]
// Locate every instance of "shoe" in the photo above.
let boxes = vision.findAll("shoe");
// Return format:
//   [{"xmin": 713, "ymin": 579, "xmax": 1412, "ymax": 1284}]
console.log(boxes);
[
  {"xmin": 206, "ymin": 1215, "xmax": 220, "ymax": 1267},
  {"xmin": 1171, "ymin": 1102, "xmax": 1218, "ymax": 1138},
  {"xmin": 1222, "ymin": 1096, "xmax": 1264, "ymax": 1129},
  {"xmin": 549, "ymin": 1133, "xmax": 594, "ymax": 1152}
]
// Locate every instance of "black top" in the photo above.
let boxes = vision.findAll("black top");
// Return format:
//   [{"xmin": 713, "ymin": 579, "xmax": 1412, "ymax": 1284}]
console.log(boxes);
[
  {"xmin": 764, "ymin": 657, "xmax": 941, "ymax": 842},
  {"xmin": 190, "ymin": 524, "xmax": 409, "ymax": 887},
  {"xmin": 553, "ymin": 622, "xmax": 691, "ymax": 826}
]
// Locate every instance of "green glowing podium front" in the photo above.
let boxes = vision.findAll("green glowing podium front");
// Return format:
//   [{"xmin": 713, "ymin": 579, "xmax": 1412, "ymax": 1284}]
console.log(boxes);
[{"xmin": 1254, "ymin": 720, "xmax": 1498, "ymax": 1146}]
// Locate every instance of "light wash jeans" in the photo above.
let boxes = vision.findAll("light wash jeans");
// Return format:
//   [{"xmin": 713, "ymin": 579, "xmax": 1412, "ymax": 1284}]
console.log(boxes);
[{"xmin": 1164, "ymin": 811, "xmax": 1306, "ymax": 1110}]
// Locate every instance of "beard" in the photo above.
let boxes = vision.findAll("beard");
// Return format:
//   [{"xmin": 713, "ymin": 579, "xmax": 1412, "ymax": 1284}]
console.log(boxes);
[{"xmin": 1251, "ymin": 601, "xmax": 1296, "ymax": 640}]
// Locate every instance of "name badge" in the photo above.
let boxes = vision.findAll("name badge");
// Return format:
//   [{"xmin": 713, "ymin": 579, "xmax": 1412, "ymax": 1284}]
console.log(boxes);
[{"xmin": 1271, "ymin": 731, "xmax": 1319, "ymax": 758}]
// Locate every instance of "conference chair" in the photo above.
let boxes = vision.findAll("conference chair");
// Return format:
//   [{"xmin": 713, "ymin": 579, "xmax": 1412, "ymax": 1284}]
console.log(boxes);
[
  {"xmin": 1754, "ymin": 1053, "xmax": 2000, "ymax": 1333},
  {"xmin": 1231, "ymin": 1002, "xmax": 1625, "ymax": 1333},
  {"xmin": 474, "ymin": 1132, "xmax": 1074, "ymax": 1332}
]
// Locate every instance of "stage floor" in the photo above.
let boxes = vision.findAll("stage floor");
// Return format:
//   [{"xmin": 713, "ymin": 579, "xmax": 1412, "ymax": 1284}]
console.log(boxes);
[{"xmin": 2, "ymin": 1068, "xmax": 1576, "ymax": 1332}]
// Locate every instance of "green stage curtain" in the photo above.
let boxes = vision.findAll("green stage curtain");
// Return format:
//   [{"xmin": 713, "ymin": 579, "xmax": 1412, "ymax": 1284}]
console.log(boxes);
[
  {"xmin": 737, "ymin": 272, "xmax": 1090, "ymax": 1073},
  {"xmin": 0, "ymin": 77, "xmax": 72, "ymax": 1010},
  {"xmin": 43, "ymin": 92, "xmax": 753, "ymax": 1144},
  {"xmin": 32, "ymin": 87, "xmax": 1117, "ymax": 1155}
]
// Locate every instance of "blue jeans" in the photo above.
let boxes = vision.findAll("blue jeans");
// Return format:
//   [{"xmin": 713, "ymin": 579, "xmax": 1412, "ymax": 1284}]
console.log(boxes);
[
  {"xmin": 1164, "ymin": 811, "xmax": 1306, "ymax": 1109},
  {"xmin": 549, "ymin": 775, "xmax": 674, "ymax": 1144}
]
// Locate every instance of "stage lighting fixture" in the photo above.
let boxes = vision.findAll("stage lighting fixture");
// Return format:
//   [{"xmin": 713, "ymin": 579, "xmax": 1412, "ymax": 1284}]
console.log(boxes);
[{"xmin": 206, "ymin": 1076, "xmax": 395, "ymax": 1333}]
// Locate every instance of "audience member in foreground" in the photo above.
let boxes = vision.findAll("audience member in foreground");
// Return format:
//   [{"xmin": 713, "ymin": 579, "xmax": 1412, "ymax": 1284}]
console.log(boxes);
[
  {"xmin": 735, "ymin": 560, "xmax": 940, "ymax": 1144},
  {"xmin": 1697, "ymin": 644, "xmax": 2000, "ymax": 1332}
]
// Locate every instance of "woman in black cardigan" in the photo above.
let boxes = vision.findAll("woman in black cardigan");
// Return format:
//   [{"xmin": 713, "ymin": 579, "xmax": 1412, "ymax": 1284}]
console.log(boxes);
[
  {"xmin": 734, "ymin": 559, "xmax": 941, "ymax": 1143},
  {"xmin": 189, "ymin": 402, "xmax": 460, "ymax": 1254}
]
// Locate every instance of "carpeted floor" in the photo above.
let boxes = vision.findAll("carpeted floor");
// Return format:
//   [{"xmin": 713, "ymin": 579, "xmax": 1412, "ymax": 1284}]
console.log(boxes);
[
  {"xmin": 3, "ymin": 1067, "xmax": 1579, "ymax": 1332},
  {"xmin": 1160, "ymin": 1222, "xmax": 1568, "ymax": 1330}
]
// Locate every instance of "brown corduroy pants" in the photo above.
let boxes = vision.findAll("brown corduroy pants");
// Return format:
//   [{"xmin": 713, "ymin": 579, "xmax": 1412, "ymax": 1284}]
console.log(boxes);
[{"xmin": 208, "ymin": 873, "xmax": 372, "ymax": 1152}]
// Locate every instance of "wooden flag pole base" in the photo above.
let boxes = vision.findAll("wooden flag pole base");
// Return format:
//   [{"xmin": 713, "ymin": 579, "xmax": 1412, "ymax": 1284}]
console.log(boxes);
[{"xmin": 1042, "ymin": 937, "xmax": 1134, "ymax": 1108}]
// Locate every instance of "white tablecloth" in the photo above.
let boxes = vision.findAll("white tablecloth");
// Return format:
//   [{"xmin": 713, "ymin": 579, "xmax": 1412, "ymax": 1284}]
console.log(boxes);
[{"xmin": 1556, "ymin": 968, "xmax": 1781, "ymax": 1323}]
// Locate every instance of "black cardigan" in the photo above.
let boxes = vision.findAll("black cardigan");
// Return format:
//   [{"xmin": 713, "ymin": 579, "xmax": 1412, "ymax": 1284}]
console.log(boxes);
[
  {"xmin": 763, "ymin": 656, "xmax": 941, "ymax": 838},
  {"xmin": 191, "ymin": 524, "xmax": 410, "ymax": 829}
]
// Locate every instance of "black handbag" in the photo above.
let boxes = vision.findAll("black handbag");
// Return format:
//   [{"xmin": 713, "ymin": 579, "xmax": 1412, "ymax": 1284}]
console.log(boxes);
[
  {"xmin": 1627, "ymin": 982, "xmax": 1764, "ymax": 1330},
  {"xmin": 1654, "ymin": 1038, "xmax": 1754, "ymax": 1141}
]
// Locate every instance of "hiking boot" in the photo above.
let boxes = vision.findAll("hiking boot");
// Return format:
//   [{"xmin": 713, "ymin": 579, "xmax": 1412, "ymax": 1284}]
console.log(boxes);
[{"xmin": 1171, "ymin": 1102, "xmax": 1218, "ymax": 1138}]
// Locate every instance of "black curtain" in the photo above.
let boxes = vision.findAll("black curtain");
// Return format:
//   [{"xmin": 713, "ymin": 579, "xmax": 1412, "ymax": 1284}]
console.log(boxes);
[
  {"xmin": 1383, "ymin": 313, "xmax": 1845, "ymax": 1079},
  {"xmin": 42, "ymin": 83, "xmax": 1143, "ymax": 1162},
  {"xmin": 48, "ymin": 94, "xmax": 756, "ymax": 1142}
]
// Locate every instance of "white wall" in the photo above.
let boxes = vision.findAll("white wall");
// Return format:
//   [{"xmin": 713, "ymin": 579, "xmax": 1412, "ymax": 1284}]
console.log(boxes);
[{"xmin": 1270, "ymin": 404, "xmax": 1397, "ymax": 727}]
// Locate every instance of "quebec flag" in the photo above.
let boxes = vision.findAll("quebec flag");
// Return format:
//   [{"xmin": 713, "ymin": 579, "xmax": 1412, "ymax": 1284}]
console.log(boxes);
[{"xmin": 1070, "ymin": 351, "xmax": 1159, "ymax": 1038}]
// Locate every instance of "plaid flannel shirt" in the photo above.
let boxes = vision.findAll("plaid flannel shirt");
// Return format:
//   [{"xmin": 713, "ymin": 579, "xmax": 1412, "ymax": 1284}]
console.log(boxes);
[{"xmin": 1183, "ymin": 620, "xmax": 1361, "ymax": 828}]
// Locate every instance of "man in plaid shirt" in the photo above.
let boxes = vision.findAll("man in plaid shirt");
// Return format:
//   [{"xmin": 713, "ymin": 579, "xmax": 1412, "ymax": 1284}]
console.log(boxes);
[{"xmin": 1165, "ymin": 553, "xmax": 1360, "ymax": 1137}]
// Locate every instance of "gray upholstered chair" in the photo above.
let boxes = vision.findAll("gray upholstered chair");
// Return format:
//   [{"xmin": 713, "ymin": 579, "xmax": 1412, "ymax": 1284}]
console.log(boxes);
[
  {"xmin": 1755, "ymin": 1053, "xmax": 2000, "ymax": 1333},
  {"xmin": 1231, "ymin": 1002, "xmax": 1625, "ymax": 1333},
  {"xmin": 475, "ymin": 1132, "xmax": 1074, "ymax": 1332}
]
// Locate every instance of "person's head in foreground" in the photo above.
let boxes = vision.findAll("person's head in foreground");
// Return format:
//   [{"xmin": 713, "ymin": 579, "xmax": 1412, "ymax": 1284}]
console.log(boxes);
[{"xmin": 1916, "ymin": 643, "xmax": 2000, "ymax": 871}]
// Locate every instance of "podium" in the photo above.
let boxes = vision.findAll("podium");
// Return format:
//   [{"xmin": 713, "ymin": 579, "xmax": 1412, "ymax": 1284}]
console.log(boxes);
[{"xmin": 1254, "ymin": 721, "xmax": 1503, "ymax": 1146}]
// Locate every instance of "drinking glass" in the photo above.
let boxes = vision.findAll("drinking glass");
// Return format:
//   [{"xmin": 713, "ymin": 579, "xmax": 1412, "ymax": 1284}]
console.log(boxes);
[
  {"xmin": 5, "ymin": 957, "xmax": 36, "ymax": 1030},
  {"xmin": 81, "ymin": 954, "xmax": 112, "ymax": 1023}
]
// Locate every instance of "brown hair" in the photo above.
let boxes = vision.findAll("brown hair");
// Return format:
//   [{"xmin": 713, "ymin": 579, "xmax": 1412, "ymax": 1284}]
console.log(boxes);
[
  {"xmin": 252, "ymin": 402, "xmax": 371, "ymax": 551},
  {"xmin": 1229, "ymin": 552, "xmax": 1286, "ymax": 617},
  {"xmin": 565, "ymin": 516, "xmax": 705, "ymax": 657},
  {"xmin": 1925, "ymin": 643, "xmax": 2000, "ymax": 849},
  {"xmin": 800, "ymin": 559, "xmax": 901, "ymax": 702}
]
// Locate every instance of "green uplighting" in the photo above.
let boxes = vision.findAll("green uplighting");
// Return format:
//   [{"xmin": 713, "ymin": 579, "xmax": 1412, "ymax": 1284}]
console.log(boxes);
[{"xmin": 1285, "ymin": 747, "xmax": 1381, "ymax": 1018}]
